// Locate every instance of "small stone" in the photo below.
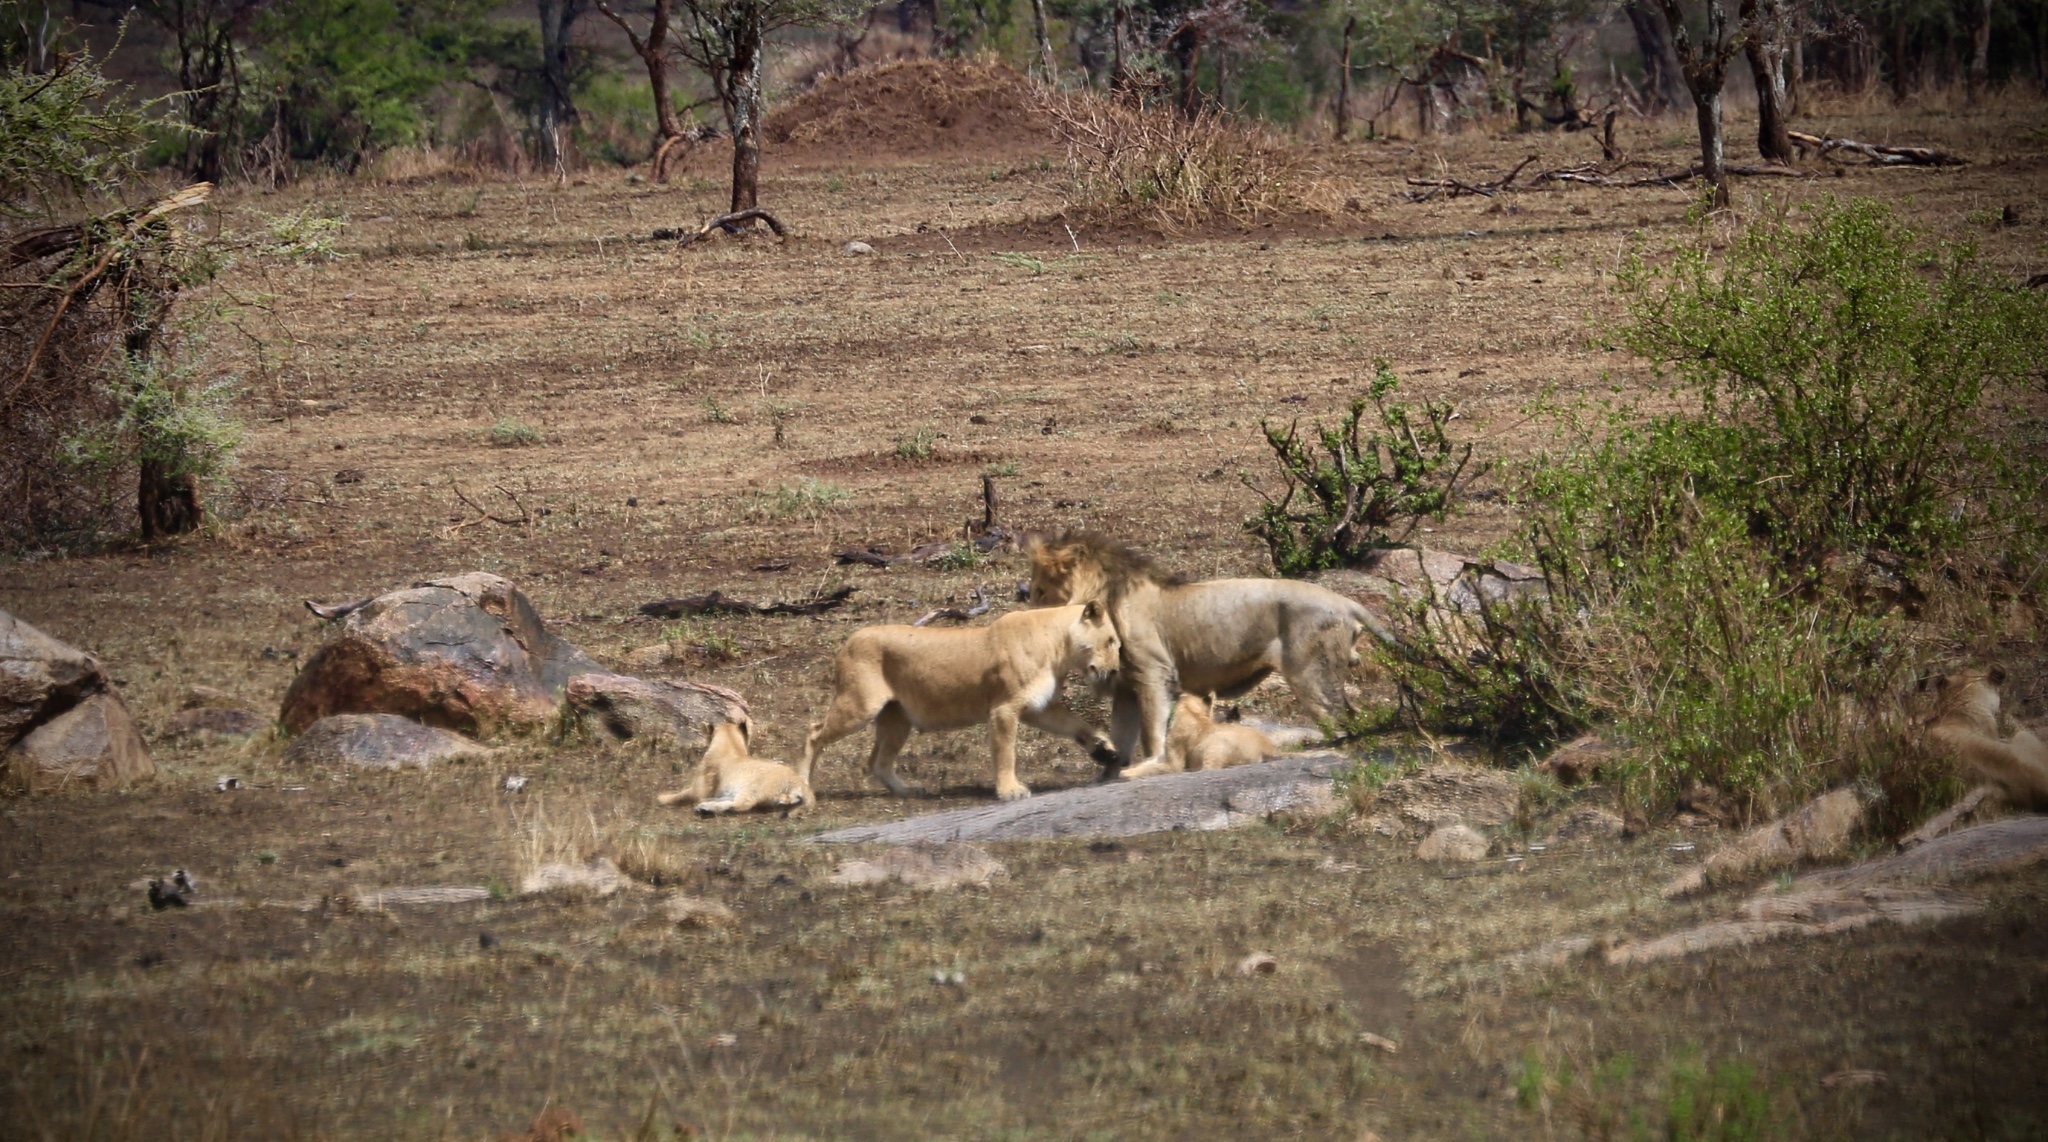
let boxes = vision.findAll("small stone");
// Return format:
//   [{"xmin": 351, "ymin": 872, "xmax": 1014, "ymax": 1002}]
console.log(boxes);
[
  {"xmin": 1416, "ymin": 823, "xmax": 1490, "ymax": 862},
  {"xmin": 843, "ymin": 241, "xmax": 876, "ymax": 256},
  {"xmin": 1359, "ymin": 1032, "xmax": 1400, "ymax": 1053},
  {"xmin": 1237, "ymin": 951, "xmax": 1278, "ymax": 977},
  {"xmin": 282, "ymin": 713, "xmax": 495, "ymax": 770},
  {"xmin": 1552, "ymin": 806, "xmax": 1625, "ymax": 842},
  {"xmin": 708, "ymin": 1032, "xmax": 738, "ymax": 1049},
  {"xmin": 664, "ymin": 894, "xmax": 737, "ymax": 928},
  {"xmin": 502, "ymin": 774, "xmax": 528, "ymax": 792}
]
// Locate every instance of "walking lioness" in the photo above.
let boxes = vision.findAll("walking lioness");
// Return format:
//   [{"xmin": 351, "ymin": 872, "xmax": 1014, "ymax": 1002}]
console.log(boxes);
[{"xmin": 801, "ymin": 603, "xmax": 1121, "ymax": 800}]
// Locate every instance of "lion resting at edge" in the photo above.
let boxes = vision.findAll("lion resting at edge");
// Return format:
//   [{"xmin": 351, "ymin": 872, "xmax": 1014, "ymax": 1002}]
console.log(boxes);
[
  {"xmin": 657, "ymin": 721, "xmax": 811, "ymax": 815},
  {"xmin": 1922, "ymin": 665, "xmax": 2048, "ymax": 810},
  {"xmin": 802, "ymin": 602, "xmax": 1122, "ymax": 801},
  {"xmin": 1028, "ymin": 532, "xmax": 1376, "ymax": 774},
  {"xmin": 1120, "ymin": 692, "xmax": 1278, "ymax": 778}
]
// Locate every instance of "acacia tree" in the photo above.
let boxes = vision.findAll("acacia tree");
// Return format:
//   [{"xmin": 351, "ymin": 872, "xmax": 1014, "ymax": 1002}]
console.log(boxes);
[
  {"xmin": 135, "ymin": 0, "xmax": 270, "ymax": 182},
  {"xmin": 1655, "ymin": 0, "xmax": 1743, "ymax": 205},
  {"xmin": 594, "ymin": 0, "xmax": 694, "ymax": 180},
  {"xmin": 537, "ymin": 0, "xmax": 587, "ymax": 171},
  {"xmin": 674, "ymin": 0, "xmax": 856, "ymax": 213}
]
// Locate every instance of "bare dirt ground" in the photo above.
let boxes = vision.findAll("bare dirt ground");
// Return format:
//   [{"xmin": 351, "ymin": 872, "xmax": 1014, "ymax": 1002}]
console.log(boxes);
[{"xmin": 4, "ymin": 80, "xmax": 2048, "ymax": 1139}]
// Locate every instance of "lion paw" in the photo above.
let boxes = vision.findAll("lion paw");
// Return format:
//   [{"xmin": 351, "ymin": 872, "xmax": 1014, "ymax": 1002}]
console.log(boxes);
[{"xmin": 997, "ymin": 782, "xmax": 1032, "ymax": 801}]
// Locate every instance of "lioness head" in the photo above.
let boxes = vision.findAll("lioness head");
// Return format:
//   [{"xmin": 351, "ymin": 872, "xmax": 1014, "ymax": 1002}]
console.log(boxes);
[
  {"xmin": 1074, "ymin": 600, "xmax": 1122, "ymax": 686},
  {"xmin": 1920, "ymin": 665, "xmax": 2005, "ymax": 736}
]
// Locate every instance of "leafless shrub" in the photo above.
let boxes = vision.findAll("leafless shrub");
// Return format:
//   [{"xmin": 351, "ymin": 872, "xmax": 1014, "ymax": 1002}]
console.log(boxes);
[{"xmin": 1034, "ymin": 89, "xmax": 1311, "ymax": 227}]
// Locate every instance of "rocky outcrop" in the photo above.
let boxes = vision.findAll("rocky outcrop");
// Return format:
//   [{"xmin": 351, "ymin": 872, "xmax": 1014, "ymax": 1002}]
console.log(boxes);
[
  {"xmin": 282, "ymin": 713, "xmax": 497, "ymax": 769},
  {"xmin": 279, "ymin": 573, "xmax": 601, "ymax": 735},
  {"xmin": 1314, "ymin": 546, "xmax": 1548, "ymax": 645},
  {"xmin": 1415, "ymin": 823, "xmax": 1490, "ymax": 861},
  {"xmin": 563, "ymin": 672, "xmax": 750, "ymax": 747},
  {"xmin": 1660, "ymin": 786, "xmax": 1872, "ymax": 899},
  {"xmin": 1361, "ymin": 764, "xmax": 1519, "ymax": 836},
  {"xmin": 1, "ymin": 609, "xmax": 153, "ymax": 791}
]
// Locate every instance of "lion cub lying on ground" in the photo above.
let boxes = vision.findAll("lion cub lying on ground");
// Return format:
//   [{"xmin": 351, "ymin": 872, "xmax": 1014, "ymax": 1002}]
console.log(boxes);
[
  {"xmin": 1120, "ymin": 693, "xmax": 1277, "ymax": 779},
  {"xmin": 802, "ymin": 602, "xmax": 1122, "ymax": 801},
  {"xmin": 656, "ymin": 721, "xmax": 811, "ymax": 815},
  {"xmin": 1924, "ymin": 665, "xmax": 2048, "ymax": 810}
]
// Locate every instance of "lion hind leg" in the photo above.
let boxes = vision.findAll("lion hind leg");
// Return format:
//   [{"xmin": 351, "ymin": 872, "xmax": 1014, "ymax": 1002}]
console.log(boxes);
[
  {"xmin": 868, "ymin": 702, "xmax": 917, "ymax": 797},
  {"xmin": 1936, "ymin": 723, "xmax": 2048, "ymax": 811},
  {"xmin": 803, "ymin": 688, "xmax": 888, "ymax": 784}
]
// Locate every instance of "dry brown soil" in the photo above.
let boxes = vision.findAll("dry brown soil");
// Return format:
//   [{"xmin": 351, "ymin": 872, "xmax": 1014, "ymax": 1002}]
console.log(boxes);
[{"xmin": 3, "ymin": 84, "xmax": 2047, "ymax": 1140}]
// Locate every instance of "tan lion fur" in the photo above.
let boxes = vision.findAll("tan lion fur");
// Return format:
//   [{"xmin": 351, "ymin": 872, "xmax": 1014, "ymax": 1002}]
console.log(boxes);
[
  {"xmin": 801, "ymin": 602, "xmax": 1121, "ymax": 801},
  {"xmin": 1027, "ymin": 532, "xmax": 1375, "ymax": 773},
  {"xmin": 1923, "ymin": 666, "xmax": 2048, "ymax": 811},
  {"xmin": 656, "ymin": 721, "xmax": 811, "ymax": 815},
  {"xmin": 1120, "ymin": 692, "xmax": 1278, "ymax": 778}
]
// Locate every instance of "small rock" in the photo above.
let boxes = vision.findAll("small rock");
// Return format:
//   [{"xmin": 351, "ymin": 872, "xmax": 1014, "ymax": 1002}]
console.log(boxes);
[
  {"xmin": 180, "ymin": 685, "xmax": 242, "ymax": 709},
  {"xmin": 1540, "ymin": 734, "xmax": 1616, "ymax": 786},
  {"xmin": 622, "ymin": 644, "xmax": 673, "ymax": 673},
  {"xmin": 502, "ymin": 774, "xmax": 529, "ymax": 792},
  {"xmin": 282, "ymin": 713, "xmax": 496, "ymax": 770},
  {"xmin": 214, "ymin": 775, "xmax": 241, "ymax": 792},
  {"xmin": 1237, "ymin": 951, "xmax": 1278, "ymax": 977},
  {"xmin": 708, "ymin": 1032, "xmax": 738, "ymax": 1049},
  {"xmin": 843, "ymin": 241, "xmax": 876, "ymax": 256},
  {"xmin": 478, "ymin": 931, "xmax": 498, "ymax": 949},
  {"xmin": 1552, "ymin": 806, "xmax": 1625, "ymax": 843},
  {"xmin": 664, "ymin": 894, "xmax": 736, "ymax": 928},
  {"xmin": 931, "ymin": 969, "xmax": 966, "ymax": 986},
  {"xmin": 830, "ymin": 842, "xmax": 1006, "ymax": 891},
  {"xmin": 1416, "ymin": 823, "xmax": 1490, "ymax": 862},
  {"xmin": 164, "ymin": 705, "xmax": 269, "ymax": 742},
  {"xmin": 1373, "ymin": 765, "xmax": 1519, "ymax": 833},
  {"xmin": 520, "ymin": 857, "xmax": 630, "ymax": 898},
  {"xmin": 1359, "ymin": 1032, "xmax": 1400, "ymax": 1054}
]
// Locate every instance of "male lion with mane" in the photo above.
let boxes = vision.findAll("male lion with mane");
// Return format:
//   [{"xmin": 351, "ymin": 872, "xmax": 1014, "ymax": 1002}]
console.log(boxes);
[
  {"xmin": 1028, "ymin": 532, "xmax": 1383, "ymax": 774},
  {"xmin": 801, "ymin": 602, "xmax": 1121, "ymax": 801}
]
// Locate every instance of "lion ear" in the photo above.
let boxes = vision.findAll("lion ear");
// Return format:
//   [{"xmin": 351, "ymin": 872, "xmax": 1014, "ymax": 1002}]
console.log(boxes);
[
  {"xmin": 1988, "ymin": 664, "xmax": 2007, "ymax": 687},
  {"xmin": 1082, "ymin": 600, "xmax": 1102, "ymax": 621}
]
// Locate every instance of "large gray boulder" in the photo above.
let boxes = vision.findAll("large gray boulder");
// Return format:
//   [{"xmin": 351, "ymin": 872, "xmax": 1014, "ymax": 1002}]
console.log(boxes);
[
  {"xmin": 1, "ymin": 610, "xmax": 153, "ymax": 791},
  {"xmin": 282, "ymin": 713, "xmax": 497, "ymax": 769},
  {"xmin": 280, "ymin": 573, "xmax": 601, "ymax": 735},
  {"xmin": 1315, "ymin": 546, "xmax": 1547, "ymax": 647}
]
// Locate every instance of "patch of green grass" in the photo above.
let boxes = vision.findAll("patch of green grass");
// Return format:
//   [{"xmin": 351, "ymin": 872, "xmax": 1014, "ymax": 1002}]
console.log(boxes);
[
  {"xmin": 985, "ymin": 459, "xmax": 1021, "ymax": 477},
  {"xmin": 929, "ymin": 541, "xmax": 980, "ymax": 571},
  {"xmin": 745, "ymin": 477, "xmax": 850, "ymax": 521},
  {"xmin": 701, "ymin": 395, "xmax": 737, "ymax": 424},
  {"xmin": 894, "ymin": 424, "xmax": 938, "ymax": 461},
  {"xmin": 488, "ymin": 417, "xmax": 542, "ymax": 447}
]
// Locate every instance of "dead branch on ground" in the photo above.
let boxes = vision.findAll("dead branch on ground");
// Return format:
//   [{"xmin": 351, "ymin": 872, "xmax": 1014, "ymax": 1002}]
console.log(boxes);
[
  {"xmin": 1401, "ymin": 154, "xmax": 1538, "ymax": 201},
  {"xmin": 1788, "ymin": 131, "xmax": 1967, "ymax": 167},
  {"xmin": 441, "ymin": 482, "xmax": 531, "ymax": 537},
  {"xmin": 305, "ymin": 597, "xmax": 374, "ymax": 621},
  {"xmin": 913, "ymin": 585, "xmax": 995, "ymax": 626},
  {"xmin": 671, "ymin": 208, "xmax": 788, "ymax": 248},
  {"xmin": 638, "ymin": 584, "xmax": 855, "ymax": 619}
]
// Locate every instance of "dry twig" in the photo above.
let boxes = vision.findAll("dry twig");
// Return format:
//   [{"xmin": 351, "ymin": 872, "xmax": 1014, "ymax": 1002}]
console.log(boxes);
[{"xmin": 638, "ymin": 584, "xmax": 856, "ymax": 618}]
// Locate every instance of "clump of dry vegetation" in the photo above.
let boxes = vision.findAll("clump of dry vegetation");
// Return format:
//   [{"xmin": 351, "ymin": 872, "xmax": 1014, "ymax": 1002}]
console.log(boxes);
[{"xmin": 1037, "ymin": 90, "xmax": 1314, "ymax": 226}]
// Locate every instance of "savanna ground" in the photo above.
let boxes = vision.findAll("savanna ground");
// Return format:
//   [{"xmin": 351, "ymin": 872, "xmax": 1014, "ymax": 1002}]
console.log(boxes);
[{"xmin": 4, "ymin": 77, "xmax": 2048, "ymax": 1139}]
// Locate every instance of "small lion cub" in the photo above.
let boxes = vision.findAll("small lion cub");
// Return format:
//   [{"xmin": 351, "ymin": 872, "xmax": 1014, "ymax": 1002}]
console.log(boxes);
[
  {"xmin": 657, "ymin": 721, "xmax": 811, "ymax": 816},
  {"xmin": 1923, "ymin": 665, "xmax": 2048, "ymax": 810},
  {"xmin": 1120, "ymin": 692, "xmax": 1276, "ymax": 779}
]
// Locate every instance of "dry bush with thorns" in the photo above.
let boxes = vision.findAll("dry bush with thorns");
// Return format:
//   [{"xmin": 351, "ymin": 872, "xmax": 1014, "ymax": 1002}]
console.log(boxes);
[{"xmin": 1034, "ymin": 90, "xmax": 1313, "ymax": 227}]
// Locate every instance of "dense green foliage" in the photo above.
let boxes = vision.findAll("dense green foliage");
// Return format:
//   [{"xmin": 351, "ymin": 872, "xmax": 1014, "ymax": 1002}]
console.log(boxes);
[
  {"xmin": 1379, "ymin": 200, "xmax": 2045, "ymax": 819},
  {"xmin": 0, "ymin": 38, "xmax": 160, "ymax": 212}
]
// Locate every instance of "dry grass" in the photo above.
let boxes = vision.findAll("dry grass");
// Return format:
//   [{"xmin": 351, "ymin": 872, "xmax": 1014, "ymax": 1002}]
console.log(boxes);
[
  {"xmin": 1038, "ymin": 90, "xmax": 1319, "ymax": 226},
  {"xmin": 2, "ymin": 89, "xmax": 2046, "ymax": 1138}
]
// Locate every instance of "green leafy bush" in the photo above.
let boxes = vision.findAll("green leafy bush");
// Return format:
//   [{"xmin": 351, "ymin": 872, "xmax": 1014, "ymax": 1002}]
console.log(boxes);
[{"xmin": 1245, "ymin": 363, "xmax": 1478, "ymax": 577}]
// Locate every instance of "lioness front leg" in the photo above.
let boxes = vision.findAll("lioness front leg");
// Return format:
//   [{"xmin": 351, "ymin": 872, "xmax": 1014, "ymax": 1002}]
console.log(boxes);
[
  {"xmin": 1019, "ymin": 700, "xmax": 1116, "ymax": 765},
  {"xmin": 988, "ymin": 706, "xmax": 1030, "ymax": 801},
  {"xmin": 1122, "ymin": 669, "xmax": 1178, "ymax": 771}
]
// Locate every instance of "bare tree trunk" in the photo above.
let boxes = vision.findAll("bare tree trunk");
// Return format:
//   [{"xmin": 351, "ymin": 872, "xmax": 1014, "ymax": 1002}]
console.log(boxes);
[
  {"xmin": 1335, "ymin": 15, "xmax": 1354, "ymax": 140},
  {"xmin": 1742, "ymin": 0, "xmax": 1793, "ymax": 162},
  {"xmin": 1030, "ymin": 0, "xmax": 1055, "ymax": 80},
  {"xmin": 1111, "ymin": 3, "xmax": 1128, "ymax": 92},
  {"xmin": 1624, "ymin": 0, "xmax": 1684, "ymax": 112},
  {"xmin": 725, "ymin": 12, "xmax": 764, "ymax": 212},
  {"xmin": 596, "ymin": 0, "xmax": 685, "ymax": 177},
  {"xmin": 1170, "ymin": 22, "xmax": 1202, "ymax": 117},
  {"xmin": 1966, "ymin": 0, "xmax": 1991, "ymax": 103},
  {"xmin": 538, "ymin": 0, "xmax": 586, "ymax": 173},
  {"xmin": 1658, "ymin": 0, "xmax": 1736, "ymax": 206},
  {"xmin": 138, "ymin": 459, "xmax": 202, "ymax": 541},
  {"xmin": 1888, "ymin": 5, "xmax": 1911, "ymax": 101},
  {"xmin": 1787, "ymin": 32, "xmax": 1804, "ymax": 114}
]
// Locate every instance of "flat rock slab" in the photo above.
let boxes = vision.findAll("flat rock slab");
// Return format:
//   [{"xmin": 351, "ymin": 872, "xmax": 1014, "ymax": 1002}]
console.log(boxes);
[
  {"xmin": 282, "ymin": 713, "xmax": 496, "ymax": 769},
  {"xmin": 811, "ymin": 751, "xmax": 1356, "ymax": 844}
]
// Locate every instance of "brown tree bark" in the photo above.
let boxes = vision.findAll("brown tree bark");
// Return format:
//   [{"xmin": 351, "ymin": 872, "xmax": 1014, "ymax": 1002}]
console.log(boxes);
[
  {"xmin": 596, "ymin": 0, "xmax": 687, "ymax": 179},
  {"xmin": 1030, "ymin": 0, "xmax": 1055, "ymax": 80},
  {"xmin": 1624, "ymin": 0, "xmax": 1685, "ymax": 112},
  {"xmin": 138, "ymin": 459, "xmax": 202, "ymax": 541},
  {"xmin": 538, "ymin": 0, "xmax": 588, "ymax": 173},
  {"xmin": 725, "ymin": 14, "xmax": 764, "ymax": 212},
  {"xmin": 1966, "ymin": 0, "xmax": 1992, "ymax": 103},
  {"xmin": 1170, "ymin": 21, "xmax": 1203, "ymax": 117},
  {"xmin": 1335, "ymin": 15, "xmax": 1354, "ymax": 140},
  {"xmin": 1741, "ymin": 0, "xmax": 1793, "ymax": 163},
  {"xmin": 1657, "ymin": 0, "xmax": 1739, "ymax": 206},
  {"xmin": 1110, "ymin": 3, "xmax": 1129, "ymax": 92}
]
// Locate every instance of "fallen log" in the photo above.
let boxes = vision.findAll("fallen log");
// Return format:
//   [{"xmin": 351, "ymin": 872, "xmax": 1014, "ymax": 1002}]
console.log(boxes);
[
  {"xmin": 638, "ymin": 585, "xmax": 854, "ymax": 619},
  {"xmin": 1401, "ymin": 154, "xmax": 1539, "ymax": 201},
  {"xmin": 1897, "ymin": 785, "xmax": 2001, "ymax": 850},
  {"xmin": 672, "ymin": 207, "xmax": 788, "ymax": 248},
  {"xmin": 1788, "ymin": 131, "xmax": 1967, "ymax": 166},
  {"xmin": 811, "ymin": 750, "xmax": 1362, "ymax": 843},
  {"xmin": 913, "ymin": 585, "xmax": 994, "ymax": 626}
]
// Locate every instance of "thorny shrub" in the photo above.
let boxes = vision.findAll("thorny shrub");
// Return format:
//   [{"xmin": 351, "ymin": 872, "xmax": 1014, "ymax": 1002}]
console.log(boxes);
[
  {"xmin": 1244, "ymin": 362, "xmax": 1479, "ymax": 577},
  {"xmin": 1035, "ymin": 89, "xmax": 1305, "ymax": 226},
  {"xmin": 1381, "ymin": 199, "xmax": 2045, "ymax": 824}
]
